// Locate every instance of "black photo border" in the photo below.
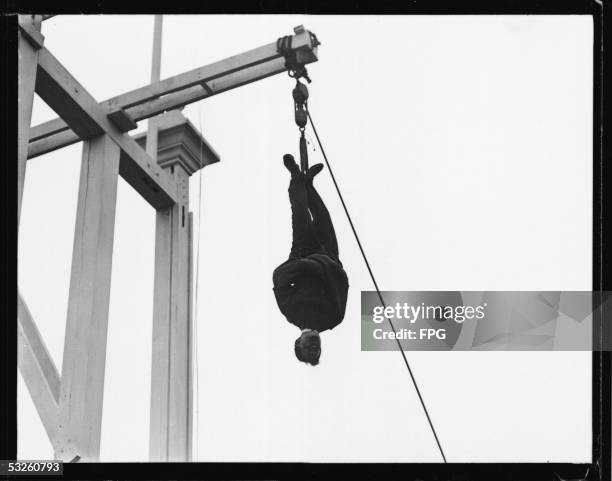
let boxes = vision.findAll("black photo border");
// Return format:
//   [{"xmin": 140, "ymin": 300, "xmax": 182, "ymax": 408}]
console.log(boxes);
[{"xmin": 1, "ymin": 1, "xmax": 609, "ymax": 480}]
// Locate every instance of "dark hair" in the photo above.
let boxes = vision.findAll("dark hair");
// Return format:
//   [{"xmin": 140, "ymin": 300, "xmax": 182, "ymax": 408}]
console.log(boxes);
[{"xmin": 294, "ymin": 334, "xmax": 321, "ymax": 366}]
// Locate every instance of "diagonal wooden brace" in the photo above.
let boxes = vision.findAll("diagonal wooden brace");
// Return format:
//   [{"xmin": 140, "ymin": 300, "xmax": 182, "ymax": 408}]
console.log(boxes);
[{"xmin": 17, "ymin": 293, "xmax": 61, "ymax": 450}]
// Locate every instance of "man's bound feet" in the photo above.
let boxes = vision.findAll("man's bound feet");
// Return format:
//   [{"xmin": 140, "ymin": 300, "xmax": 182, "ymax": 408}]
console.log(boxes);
[
  {"xmin": 284, "ymin": 155, "xmax": 324, "ymax": 182},
  {"xmin": 283, "ymin": 154, "xmax": 300, "ymax": 176},
  {"xmin": 306, "ymin": 163, "xmax": 324, "ymax": 183}
]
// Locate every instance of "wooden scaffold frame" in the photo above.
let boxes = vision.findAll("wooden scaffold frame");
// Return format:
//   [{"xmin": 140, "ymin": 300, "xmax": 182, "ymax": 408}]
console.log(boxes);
[{"xmin": 17, "ymin": 14, "xmax": 319, "ymax": 462}]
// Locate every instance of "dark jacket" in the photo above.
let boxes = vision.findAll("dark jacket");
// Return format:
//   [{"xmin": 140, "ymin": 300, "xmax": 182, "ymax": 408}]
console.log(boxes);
[{"xmin": 273, "ymin": 253, "xmax": 349, "ymax": 332}]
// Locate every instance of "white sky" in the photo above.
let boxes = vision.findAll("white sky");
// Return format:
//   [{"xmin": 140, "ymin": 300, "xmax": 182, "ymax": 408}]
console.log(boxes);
[{"xmin": 18, "ymin": 14, "xmax": 593, "ymax": 462}]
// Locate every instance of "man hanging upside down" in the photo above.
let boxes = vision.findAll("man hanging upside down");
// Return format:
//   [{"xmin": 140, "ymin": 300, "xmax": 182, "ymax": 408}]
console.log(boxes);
[{"xmin": 273, "ymin": 154, "xmax": 349, "ymax": 366}]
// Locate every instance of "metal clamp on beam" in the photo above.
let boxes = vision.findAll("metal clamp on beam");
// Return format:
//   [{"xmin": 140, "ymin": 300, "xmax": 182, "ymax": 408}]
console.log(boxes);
[{"xmin": 277, "ymin": 25, "xmax": 321, "ymax": 83}]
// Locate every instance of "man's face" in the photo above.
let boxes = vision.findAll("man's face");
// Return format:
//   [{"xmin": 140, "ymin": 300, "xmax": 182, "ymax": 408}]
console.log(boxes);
[{"xmin": 300, "ymin": 331, "xmax": 321, "ymax": 360}]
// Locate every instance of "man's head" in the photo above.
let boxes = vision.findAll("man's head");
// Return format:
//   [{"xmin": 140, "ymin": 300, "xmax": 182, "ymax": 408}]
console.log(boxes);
[{"xmin": 294, "ymin": 330, "xmax": 321, "ymax": 366}]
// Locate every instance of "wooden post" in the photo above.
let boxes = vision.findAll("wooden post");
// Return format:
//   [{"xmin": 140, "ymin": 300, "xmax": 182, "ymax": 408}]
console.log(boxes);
[
  {"xmin": 18, "ymin": 14, "xmax": 43, "ymax": 227},
  {"xmin": 56, "ymin": 134, "xmax": 121, "ymax": 461},
  {"xmin": 145, "ymin": 15, "xmax": 163, "ymax": 158},
  {"xmin": 145, "ymin": 16, "xmax": 191, "ymax": 462},
  {"xmin": 187, "ymin": 211, "xmax": 194, "ymax": 459},
  {"xmin": 150, "ymin": 165, "xmax": 191, "ymax": 461},
  {"xmin": 141, "ymin": 111, "xmax": 217, "ymax": 462}
]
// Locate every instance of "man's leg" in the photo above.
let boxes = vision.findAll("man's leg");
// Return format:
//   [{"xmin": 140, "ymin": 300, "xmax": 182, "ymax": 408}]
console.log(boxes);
[
  {"xmin": 306, "ymin": 182, "xmax": 339, "ymax": 259},
  {"xmin": 285, "ymin": 156, "xmax": 320, "ymax": 259}
]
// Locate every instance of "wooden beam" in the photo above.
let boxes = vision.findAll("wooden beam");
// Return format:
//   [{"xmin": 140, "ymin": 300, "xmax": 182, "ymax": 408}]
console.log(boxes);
[
  {"xmin": 34, "ymin": 46, "xmax": 178, "ymax": 209},
  {"xmin": 28, "ymin": 26, "xmax": 319, "ymax": 156},
  {"xmin": 17, "ymin": 293, "xmax": 61, "ymax": 448},
  {"xmin": 29, "ymin": 57, "xmax": 287, "ymax": 158},
  {"xmin": 107, "ymin": 27, "xmax": 315, "ymax": 109},
  {"xmin": 56, "ymin": 135, "xmax": 120, "ymax": 462},
  {"xmin": 35, "ymin": 51, "xmax": 103, "ymax": 139},
  {"xmin": 18, "ymin": 15, "xmax": 42, "ymax": 227},
  {"xmin": 107, "ymin": 108, "xmax": 137, "ymax": 132}
]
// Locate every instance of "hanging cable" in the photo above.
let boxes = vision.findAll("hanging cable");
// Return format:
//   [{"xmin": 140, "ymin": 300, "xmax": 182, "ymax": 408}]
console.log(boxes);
[
  {"xmin": 192, "ymin": 104, "xmax": 206, "ymax": 460},
  {"xmin": 305, "ymin": 107, "xmax": 448, "ymax": 463}
]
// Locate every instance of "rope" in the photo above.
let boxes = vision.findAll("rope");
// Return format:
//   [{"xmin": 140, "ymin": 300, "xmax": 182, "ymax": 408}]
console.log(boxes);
[
  {"xmin": 193, "ymin": 104, "xmax": 205, "ymax": 460},
  {"xmin": 305, "ymin": 107, "xmax": 448, "ymax": 463}
]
